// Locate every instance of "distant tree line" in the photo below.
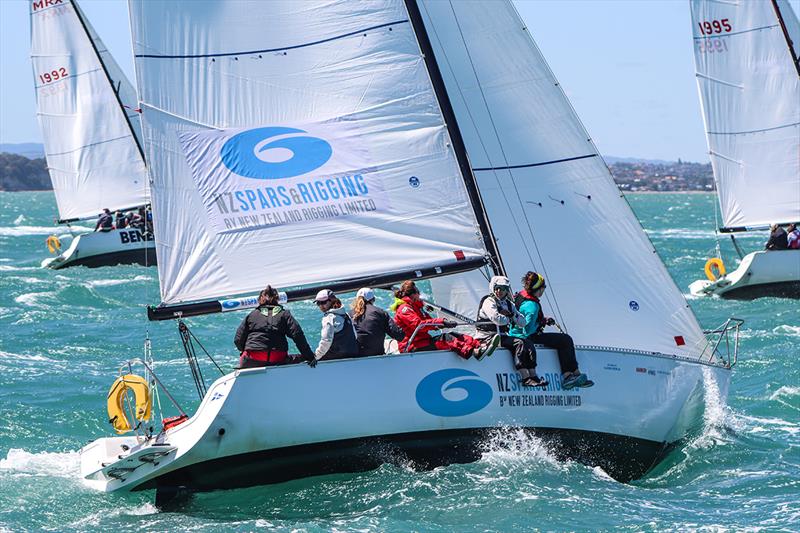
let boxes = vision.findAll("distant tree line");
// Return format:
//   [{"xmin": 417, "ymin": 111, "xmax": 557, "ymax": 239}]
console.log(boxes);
[{"xmin": 0, "ymin": 153, "xmax": 51, "ymax": 191}]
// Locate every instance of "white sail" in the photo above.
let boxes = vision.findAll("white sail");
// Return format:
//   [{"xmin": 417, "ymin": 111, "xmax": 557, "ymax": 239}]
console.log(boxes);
[
  {"xmin": 690, "ymin": 0, "xmax": 800, "ymax": 230},
  {"xmin": 129, "ymin": 0, "xmax": 489, "ymax": 305},
  {"xmin": 29, "ymin": 0, "xmax": 147, "ymax": 222},
  {"xmin": 419, "ymin": 0, "xmax": 706, "ymax": 358}
]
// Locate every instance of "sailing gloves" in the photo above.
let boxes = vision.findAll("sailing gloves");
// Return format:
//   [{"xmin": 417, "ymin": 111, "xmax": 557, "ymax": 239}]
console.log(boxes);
[{"xmin": 441, "ymin": 319, "xmax": 458, "ymax": 328}]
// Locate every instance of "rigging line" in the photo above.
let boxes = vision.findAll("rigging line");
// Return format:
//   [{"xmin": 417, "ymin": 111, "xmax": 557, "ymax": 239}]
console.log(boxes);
[
  {"xmin": 771, "ymin": 0, "xmax": 800, "ymax": 77},
  {"xmin": 441, "ymin": 0, "xmax": 567, "ymax": 328},
  {"xmin": 135, "ymin": 20, "xmax": 408, "ymax": 59},
  {"xmin": 71, "ymin": 0, "xmax": 146, "ymax": 163},
  {"xmin": 707, "ymin": 122, "xmax": 800, "ymax": 135},
  {"xmin": 473, "ymin": 154, "xmax": 597, "ymax": 172}
]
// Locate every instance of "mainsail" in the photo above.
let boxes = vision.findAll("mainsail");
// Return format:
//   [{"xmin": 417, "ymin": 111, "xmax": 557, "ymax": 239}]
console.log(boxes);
[
  {"xmin": 129, "ymin": 0, "xmax": 490, "ymax": 306},
  {"xmin": 418, "ymin": 0, "xmax": 707, "ymax": 358},
  {"xmin": 690, "ymin": 0, "xmax": 800, "ymax": 231},
  {"xmin": 29, "ymin": 0, "xmax": 147, "ymax": 222}
]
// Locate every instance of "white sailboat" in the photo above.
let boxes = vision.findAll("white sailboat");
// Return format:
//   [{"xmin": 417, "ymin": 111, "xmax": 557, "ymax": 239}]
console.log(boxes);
[
  {"xmin": 688, "ymin": 0, "xmax": 800, "ymax": 298},
  {"xmin": 30, "ymin": 0, "xmax": 155, "ymax": 269},
  {"xmin": 80, "ymin": 0, "xmax": 740, "ymax": 504}
]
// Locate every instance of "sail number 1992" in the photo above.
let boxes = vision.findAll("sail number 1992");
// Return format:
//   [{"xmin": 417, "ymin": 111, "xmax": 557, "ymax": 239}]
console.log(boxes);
[
  {"xmin": 39, "ymin": 67, "xmax": 68, "ymax": 85},
  {"xmin": 698, "ymin": 19, "xmax": 732, "ymax": 35}
]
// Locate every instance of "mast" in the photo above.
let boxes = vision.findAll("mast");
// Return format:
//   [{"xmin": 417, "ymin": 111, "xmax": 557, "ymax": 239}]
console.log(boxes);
[
  {"xmin": 403, "ymin": 0, "xmax": 505, "ymax": 277},
  {"xmin": 70, "ymin": 0, "xmax": 147, "ymax": 165},
  {"xmin": 772, "ymin": 0, "xmax": 800, "ymax": 78}
]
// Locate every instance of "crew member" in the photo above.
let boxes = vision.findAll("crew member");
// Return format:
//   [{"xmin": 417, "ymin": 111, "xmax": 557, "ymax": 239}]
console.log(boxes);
[
  {"xmin": 510, "ymin": 272, "xmax": 592, "ymax": 389},
  {"xmin": 477, "ymin": 276, "xmax": 544, "ymax": 387},
  {"xmin": 234, "ymin": 284, "xmax": 316, "ymax": 368},
  {"xmin": 95, "ymin": 208, "xmax": 113, "ymax": 232},
  {"xmin": 786, "ymin": 223, "xmax": 800, "ymax": 250},
  {"xmin": 314, "ymin": 289, "xmax": 359, "ymax": 361},
  {"xmin": 114, "ymin": 210, "xmax": 127, "ymax": 229},
  {"xmin": 392, "ymin": 280, "xmax": 490, "ymax": 359},
  {"xmin": 351, "ymin": 287, "xmax": 405, "ymax": 356},
  {"xmin": 766, "ymin": 224, "xmax": 788, "ymax": 250}
]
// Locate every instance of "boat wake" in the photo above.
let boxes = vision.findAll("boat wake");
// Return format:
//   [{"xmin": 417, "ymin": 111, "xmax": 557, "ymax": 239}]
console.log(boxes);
[{"xmin": 0, "ymin": 448, "xmax": 79, "ymax": 479}]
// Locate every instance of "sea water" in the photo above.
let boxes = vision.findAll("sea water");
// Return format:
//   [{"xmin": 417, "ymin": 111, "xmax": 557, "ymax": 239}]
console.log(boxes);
[{"xmin": 0, "ymin": 192, "xmax": 797, "ymax": 531}]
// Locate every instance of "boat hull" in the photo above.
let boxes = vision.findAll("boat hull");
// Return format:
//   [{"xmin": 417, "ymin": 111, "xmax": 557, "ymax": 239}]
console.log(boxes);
[
  {"xmin": 80, "ymin": 346, "xmax": 730, "ymax": 493},
  {"xmin": 689, "ymin": 250, "xmax": 800, "ymax": 299},
  {"xmin": 41, "ymin": 228, "xmax": 156, "ymax": 269}
]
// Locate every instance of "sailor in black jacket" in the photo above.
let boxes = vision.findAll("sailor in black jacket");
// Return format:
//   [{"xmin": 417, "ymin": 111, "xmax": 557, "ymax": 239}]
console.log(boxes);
[
  {"xmin": 351, "ymin": 287, "xmax": 405, "ymax": 356},
  {"xmin": 234, "ymin": 285, "xmax": 315, "ymax": 368}
]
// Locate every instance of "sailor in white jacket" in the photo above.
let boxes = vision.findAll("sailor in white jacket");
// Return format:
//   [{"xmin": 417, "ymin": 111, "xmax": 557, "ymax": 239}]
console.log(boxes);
[
  {"xmin": 477, "ymin": 276, "xmax": 547, "ymax": 387},
  {"xmin": 314, "ymin": 289, "xmax": 359, "ymax": 360}
]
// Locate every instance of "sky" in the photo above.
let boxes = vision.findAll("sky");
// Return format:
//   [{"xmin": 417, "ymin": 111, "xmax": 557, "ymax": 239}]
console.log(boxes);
[{"xmin": 1, "ymin": 0, "xmax": 798, "ymax": 162}]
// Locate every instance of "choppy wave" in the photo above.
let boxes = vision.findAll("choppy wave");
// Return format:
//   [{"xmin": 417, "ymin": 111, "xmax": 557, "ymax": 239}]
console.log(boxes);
[
  {"xmin": 83, "ymin": 275, "xmax": 153, "ymax": 288},
  {"xmin": 772, "ymin": 325, "xmax": 800, "ymax": 337},
  {"xmin": 0, "ymin": 226, "xmax": 61, "ymax": 237},
  {"xmin": 0, "ymin": 449, "xmax": 79, "ymax": 478},
  {"xmin": 644, "ymin": 228, "xmax": 717, "ymax": 240}
]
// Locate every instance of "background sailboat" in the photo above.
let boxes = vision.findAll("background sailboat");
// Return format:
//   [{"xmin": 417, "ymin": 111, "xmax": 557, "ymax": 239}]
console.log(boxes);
[
  {"xmin": 30, "ymin": 0, "xmax": 155, "ymax": 269},
  {"xmin": 80, "ymin": 0, "xmax": 738, "ymax": 502},
  {"xmin": 688, "ymin": 0, "xmax": 800, "ymax": 298}
]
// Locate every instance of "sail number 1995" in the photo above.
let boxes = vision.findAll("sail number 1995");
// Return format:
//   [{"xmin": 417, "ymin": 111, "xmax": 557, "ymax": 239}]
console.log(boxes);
[
  {"xmin": 39, "ymin": 67, "xmax": 68, "ymax": 84},
  {"xmin": 698, "ymin": 19, "xmax": 732, "ymax": 35}
]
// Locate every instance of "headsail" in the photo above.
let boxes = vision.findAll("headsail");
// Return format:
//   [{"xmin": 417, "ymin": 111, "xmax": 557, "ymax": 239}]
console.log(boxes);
[
  {"xmin": 129, "ymin": 0, "xmax": 489, "ymax": 306},
  {"xmin": 690, "ymin": 0, "xmax": 800, "ymax": 231},
  {"xmin": 29, "ymin": 0, "xmax": 147, "ymax": 222},
  {"xmin": 418, "ymin": 0, "xmax": 706, "ymax": 358}
]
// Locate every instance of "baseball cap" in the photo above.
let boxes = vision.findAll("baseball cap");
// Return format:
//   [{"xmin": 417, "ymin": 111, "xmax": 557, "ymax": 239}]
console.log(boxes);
[
  {"xmin": 314, "ymin": 289, "xmax": 334, "ymax": 303},
  {"xmin": 356, "ymin": 287, "xmax": 374, "ymax": 300}
]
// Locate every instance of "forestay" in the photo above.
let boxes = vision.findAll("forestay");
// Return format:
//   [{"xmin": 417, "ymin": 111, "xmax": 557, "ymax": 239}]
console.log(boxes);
[
  {"xmin": 30, "ymin": 0, "xmax": 147, "ymax": 222},
  {"xmin": 690, "ymin": 0, "xmax": 800, "ymax": 230},
  {"xmin": 129, "ymin": 0, "xmax": 488, "ymax": 305},
  {"xmin": 419, "ymin": 0, "xmax": 706, "ymax": 358}
]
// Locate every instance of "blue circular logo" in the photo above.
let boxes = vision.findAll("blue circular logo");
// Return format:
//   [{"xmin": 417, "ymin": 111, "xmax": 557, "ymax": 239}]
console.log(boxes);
[
  {"xmin": 629, "ymin": 300, "xmax": 640, "ymax": 311},
  {"xmin": 416, "ymin": 368, "xmax": 493, "ymax": 417},
  {"xmin": 222, "ymin": 300, "xmax": 240, "ymax": 309},
  {"xmin": 409, "ymin": 176, "xmax": 420, "ymax": 188},
  {"xmin": 221, "ymin": 127, "xmax": 332, "ymax": 180}
]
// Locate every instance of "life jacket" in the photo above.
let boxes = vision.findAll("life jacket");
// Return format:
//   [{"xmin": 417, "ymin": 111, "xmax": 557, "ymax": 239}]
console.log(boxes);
[
  {"xmin": 515, "ymin": 290, "xmax": 545, "ymax": 334},
  {"xmin": 324, "ymin": 311, "xmax": 359, "ymax": 360},
  {"xmin": 476, "ymin": 294, "xmax": 514, "ymax": 334}
]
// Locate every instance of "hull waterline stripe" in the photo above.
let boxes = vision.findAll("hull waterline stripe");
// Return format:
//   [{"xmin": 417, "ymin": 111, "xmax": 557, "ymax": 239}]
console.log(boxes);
[
  {"xmin": 135, "ymin": 20, "xmax": 409, "ymax": 59},
  {"xmin": 472, "ymin": 154, "xmax": 597, "ymax": 172}
]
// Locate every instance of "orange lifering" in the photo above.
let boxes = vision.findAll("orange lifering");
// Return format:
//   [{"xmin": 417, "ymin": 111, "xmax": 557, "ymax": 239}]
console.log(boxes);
[
  {"xmin": 46, "ymin": 235, "xmax": 61, "ymax": 254},
  {"xmin": 704, "ymin": 257, "xmax": 726, "ymax": 281}
]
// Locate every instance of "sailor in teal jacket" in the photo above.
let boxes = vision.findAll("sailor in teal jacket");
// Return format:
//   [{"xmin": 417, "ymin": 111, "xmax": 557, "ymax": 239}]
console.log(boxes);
[{"xmin": 510, "ymin": 272, "xmax": 593, "ymax": 390}]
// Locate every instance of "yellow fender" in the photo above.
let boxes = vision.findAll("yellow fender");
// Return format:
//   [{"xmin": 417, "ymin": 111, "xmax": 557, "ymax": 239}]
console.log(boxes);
[
  {"xmin": 107, "ymin": 374, "xmax": 151, "ymax": 434},
  {"xmin": 704, "ymin": 257, "xmax": 726, "ymax": 281},
  {"xmin": 46, "ymin": 235, "xmax": 61, "ymax": 254}
]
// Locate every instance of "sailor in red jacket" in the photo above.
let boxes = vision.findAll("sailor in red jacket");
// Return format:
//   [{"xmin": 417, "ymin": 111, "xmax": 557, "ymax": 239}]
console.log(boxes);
[{"xmin": 392, "ymin": 280, "xmax": 496, "ymax": 359}]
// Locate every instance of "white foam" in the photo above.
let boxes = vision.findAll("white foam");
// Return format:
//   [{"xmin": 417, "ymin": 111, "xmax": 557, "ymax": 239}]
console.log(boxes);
[
  {"xmin": 479, "ymin": 427, "xmax": 563, "ymax": 469},
  {"xmin": 69, "ymin": 503, "xmax": 159, "ymax": 528},
  {"xmin": 772, "ymin": 324, "xmax": 800, "ymax": 337},
  {"xmin": 84, "ymin": 275, "xmax": 153, "ymax": 288},
  {"xmin": 0, "ymin": 265, "xmax": 38, "ymax": 272},
  {"xmin": 0, "ymin": 350, "xmax": 58, "ymax": 363},
  {"xmin": 770, "ymin": 386, "xmax": 800, "ymax": 400},
  {"xmin": 0, "ymin": 225, "xmax": 60, "ymax": 236},
  {"xmin": 13, "ymin": 214, "xmax": 26, "ymax": 225},
  {"xmin": 0, "ymin": 448, "xmax": 79, "ymax": 478},
  {"xmin": 14, "ymin": 292, "xmax": 48, "ymax": 306},
  {"xmin": 644, "ymin": 228, "xmax": 717, "ymax": 240}
]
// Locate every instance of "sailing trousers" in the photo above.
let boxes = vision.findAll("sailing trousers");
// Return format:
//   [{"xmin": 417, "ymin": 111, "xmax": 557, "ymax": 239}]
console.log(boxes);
[
  {"xmin": 528, "ymin": 332, "xmax": 578, "ymax": 374},
  {"xmin": 415, "ymin": 332, "xmax": 481, "ymax": 359},
  {"xmin": 500, "ymin": 335, "xmax": 537, "ymax": 371}
]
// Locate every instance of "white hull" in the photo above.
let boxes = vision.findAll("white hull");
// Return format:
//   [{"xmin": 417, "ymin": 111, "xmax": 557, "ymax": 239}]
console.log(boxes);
[
  {"xmin": 689, "ymin": 250, "xmax": 800, "ymax": 299},
  {"xmin": 81, "ymin": 346, "xmax": 730, "ymax": 496},
  {"xmin": 42, "ymin": 228, "xmax": 156, "ymax": 270}
]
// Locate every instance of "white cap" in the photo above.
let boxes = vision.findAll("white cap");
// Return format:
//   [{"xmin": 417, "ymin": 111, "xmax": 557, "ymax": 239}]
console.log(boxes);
[
  {"xmin": 356, "ymin": 287, "xmax": 374, "ymax": 301},
  {"xmin": 314, "ymin": 289, "xmax": 334, "ymax": 303}
]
